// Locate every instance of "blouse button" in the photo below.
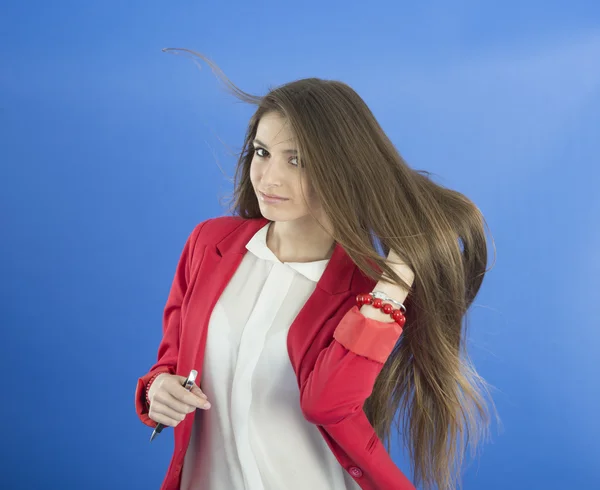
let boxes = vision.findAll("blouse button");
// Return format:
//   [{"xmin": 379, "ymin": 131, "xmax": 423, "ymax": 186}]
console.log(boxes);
[{"xmin": 349, "ymin": 466, "xmax": 363, "ymax": 478}]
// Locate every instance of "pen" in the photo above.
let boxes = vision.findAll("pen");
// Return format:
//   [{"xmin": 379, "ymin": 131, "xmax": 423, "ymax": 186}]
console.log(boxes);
[{"xmin": 150, "ymin": 369, "xmax": 198, "ymax": 442}]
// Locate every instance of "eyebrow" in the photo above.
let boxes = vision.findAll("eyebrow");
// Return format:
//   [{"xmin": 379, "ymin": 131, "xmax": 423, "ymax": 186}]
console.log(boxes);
[{"xmin": 252, "ymin": 138, "xmax": 298, "ymax": 154}]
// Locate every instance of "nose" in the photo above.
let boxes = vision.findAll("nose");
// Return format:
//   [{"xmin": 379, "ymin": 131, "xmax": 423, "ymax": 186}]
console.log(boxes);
[{"xmin": 259, "ymin": 158, "xmax": 285, "ymax": 187}]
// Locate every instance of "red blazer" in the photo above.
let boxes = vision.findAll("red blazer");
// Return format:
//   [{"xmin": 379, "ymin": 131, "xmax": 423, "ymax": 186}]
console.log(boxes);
[{"xmin": 135, "ymin": 216, "xmax": 415, "ymax": 490}]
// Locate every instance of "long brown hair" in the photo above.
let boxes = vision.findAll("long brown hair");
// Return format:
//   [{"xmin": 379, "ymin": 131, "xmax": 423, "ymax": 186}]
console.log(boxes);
[{"xmin": 166, "ymin": 48, "xmax": 496, "ymax": 490}]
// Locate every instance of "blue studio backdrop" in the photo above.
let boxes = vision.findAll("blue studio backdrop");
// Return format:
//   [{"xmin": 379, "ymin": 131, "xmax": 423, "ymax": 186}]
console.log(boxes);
[{"xmin": 1, "ymin": 1, "xmax": 599, "ymax": 489}]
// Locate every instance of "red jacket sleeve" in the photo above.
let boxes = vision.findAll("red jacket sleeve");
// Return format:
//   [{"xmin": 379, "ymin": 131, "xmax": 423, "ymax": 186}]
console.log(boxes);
[
  {"xmin": 300, "ymin": 306, "xmax": 415, "ymax": 489},
  {"xmin": 300, "ymin": 305, "xmax": 403, "ymax": 424},
  {"xmin": 134, "ymin": 220, "xmax": 209, "ymax": 427}
]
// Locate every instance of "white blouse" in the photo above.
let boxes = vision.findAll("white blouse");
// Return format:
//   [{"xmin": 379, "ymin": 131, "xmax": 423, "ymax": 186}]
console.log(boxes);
[{"xmin": 180, "ymin": 222, "xmax": 361, "ymax": 490}]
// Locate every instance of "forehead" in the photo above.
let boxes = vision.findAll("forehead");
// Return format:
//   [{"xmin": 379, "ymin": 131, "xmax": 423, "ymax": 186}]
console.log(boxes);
[{"xmin": 255, "ymin": 112, "xmax": 297, "ymax": 148}]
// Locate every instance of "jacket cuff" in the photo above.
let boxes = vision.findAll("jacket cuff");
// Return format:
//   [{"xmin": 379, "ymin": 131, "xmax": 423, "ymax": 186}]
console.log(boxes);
[
  {"xmin": 333, "ymin": 305, "xmax": 403, "ymax": 363},
  {"xmin": 135, "ymin": 368, "xmax": 173, "ymax": 427}
]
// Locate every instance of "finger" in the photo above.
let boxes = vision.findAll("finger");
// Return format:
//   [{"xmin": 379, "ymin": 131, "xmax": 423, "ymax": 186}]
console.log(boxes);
[
  {"xmin": 150, "ymin": 403, "xmax": 187, "ymax": 424},
  {"xmin": 169, "ymin": 385, "xmax": 210, "ymax": 410},
  {"xmin": 154, "ymin": 390, "xmax": 197, "ymax": 414},
  {"xmin": 151, "ymin": 400, "xmax": 191, "ymax": 422},
  {"xmin": 149, "ymin": 411, "xmax": 181, "ymax": 428},
  {"xmin": 181, "ymin": 389, "xmax": 210, "ymax": 409},
  {"xmin": 190, "ymin": 385, "xmax": 207, "ymax": 399}
]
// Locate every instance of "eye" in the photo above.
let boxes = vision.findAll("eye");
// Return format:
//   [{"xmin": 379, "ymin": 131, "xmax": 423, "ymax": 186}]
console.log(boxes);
[
  {"xmin": 253, "ymin": 146, "xmax": 300, "ymax": 167},
  {"xmin": 254, "ymin": 147, "xmax": 269, "ymax": 158}
]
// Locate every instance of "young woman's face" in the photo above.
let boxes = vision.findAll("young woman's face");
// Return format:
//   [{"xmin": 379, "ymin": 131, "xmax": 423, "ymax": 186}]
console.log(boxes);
[{"xmin": 250, "ymin": 112, "xmax": 320, "ymax": 223}]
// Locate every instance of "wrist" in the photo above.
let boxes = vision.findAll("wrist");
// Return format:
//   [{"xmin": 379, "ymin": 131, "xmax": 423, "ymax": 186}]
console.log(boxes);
[
  {"xmin": 359, "ymin": 275, "xmax": 411, "ymax": 322},
  {"xmin": 381, "ymin": 251, "xmax": 415, "ymax": 293},
  {"xmin": 145, "ymin": 372, "xmax": 165, "ymax": 406},
  {"xmin": 356, "ymin": 291, "xmax": 407, "ymax": 327},
  {"xmin": 372, "ymin": 280, "xmax": 410, "ymax": 304}
]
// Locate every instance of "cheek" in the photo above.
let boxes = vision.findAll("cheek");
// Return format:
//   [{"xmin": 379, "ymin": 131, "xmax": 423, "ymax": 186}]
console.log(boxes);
[
  {"xmin": 302, "ymin": 182, "xmax": 325, "ymax": 211},
  {"xmin": 300, "ymin": 178, "xmax": 316, "ymax": 200},
  {"xmin": 249, "ymin": 160, "xmax": 260, "ymax": 184}
]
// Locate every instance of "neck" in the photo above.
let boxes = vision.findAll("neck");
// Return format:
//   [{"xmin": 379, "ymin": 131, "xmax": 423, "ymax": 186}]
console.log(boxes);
[{"xmin": 267, "ymin": 218, "xmax": 335, "ymax": 263}]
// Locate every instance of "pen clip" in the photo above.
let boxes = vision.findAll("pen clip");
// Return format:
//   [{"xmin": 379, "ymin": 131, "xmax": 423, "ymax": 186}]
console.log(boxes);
[{"xmin": 182, "ymin": 369, "xmax": 197, "ymax": 391}]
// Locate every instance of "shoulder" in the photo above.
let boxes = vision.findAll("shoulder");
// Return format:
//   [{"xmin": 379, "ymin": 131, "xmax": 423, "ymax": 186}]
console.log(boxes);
[
  {"xmin": 187, "ymin": 215, "xmax": 265, "ymax": 251},
  {"xmin": 194, "ymin": 215, "xmax": 245, "ymax": 234}
]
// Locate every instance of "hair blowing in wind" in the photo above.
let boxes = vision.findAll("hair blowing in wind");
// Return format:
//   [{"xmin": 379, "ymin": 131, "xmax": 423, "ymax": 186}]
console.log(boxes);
[{"xmin": 165, "ymin": 48, "xmax": 497, "ymax": 490}]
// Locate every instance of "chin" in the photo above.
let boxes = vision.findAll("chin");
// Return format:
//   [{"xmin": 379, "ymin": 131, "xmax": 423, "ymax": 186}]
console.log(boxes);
[
  {"xmin": 258, "ymin": 208, "xmax": 289, "ymax": 222},
  {"xmin": 258, "ymin": 204, "xmax": 304, "ymax": 223}
]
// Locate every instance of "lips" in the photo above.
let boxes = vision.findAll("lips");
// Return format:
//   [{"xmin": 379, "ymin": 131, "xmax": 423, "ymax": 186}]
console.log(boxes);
[{"xmin": 259, "ymin": 191, "xmax": 289, "ymax": 201}]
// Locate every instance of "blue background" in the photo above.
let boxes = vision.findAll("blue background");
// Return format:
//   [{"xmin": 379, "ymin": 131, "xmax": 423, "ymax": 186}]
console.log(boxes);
[{"xmin": 2, "ymin": 1, "xmax": 599, "ymax": 489}]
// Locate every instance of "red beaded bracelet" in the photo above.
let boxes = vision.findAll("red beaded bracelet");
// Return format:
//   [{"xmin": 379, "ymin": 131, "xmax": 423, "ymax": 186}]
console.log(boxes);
[
  {"xmin": 145, "ymin": 372, "xmax": 164, "ymax": 406},
  {"xmin": 357, "ymin": 293, "xmax": 406, "ymax": 327}
]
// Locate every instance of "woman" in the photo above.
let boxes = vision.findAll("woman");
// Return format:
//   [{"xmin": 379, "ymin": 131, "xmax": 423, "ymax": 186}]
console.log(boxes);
[{"xmin": 135, "ymin": 53, "xmax": 494, "ymax": 490}]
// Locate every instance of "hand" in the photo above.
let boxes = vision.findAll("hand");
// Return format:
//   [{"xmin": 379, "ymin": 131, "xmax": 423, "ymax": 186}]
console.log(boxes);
[{"xmin": 147, "ymin": 373, "xmax": 210, "ymax": 428}]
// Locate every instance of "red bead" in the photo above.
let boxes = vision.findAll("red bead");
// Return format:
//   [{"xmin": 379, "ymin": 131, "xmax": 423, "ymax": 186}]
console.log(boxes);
[
  {"xmin": 373, "ymin": 298, "xmax": 383, "ymax": 309},
  {"xmin": 392, "ymin": 309, "xmax": 406, "ymax": 327},
  {"xmin": 363, "ymin": 294, "xmax": 373, "ymax": 305},
  {"xmin": 382, "ymin": 303, "xmax": 393, "ymax": 314}
]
